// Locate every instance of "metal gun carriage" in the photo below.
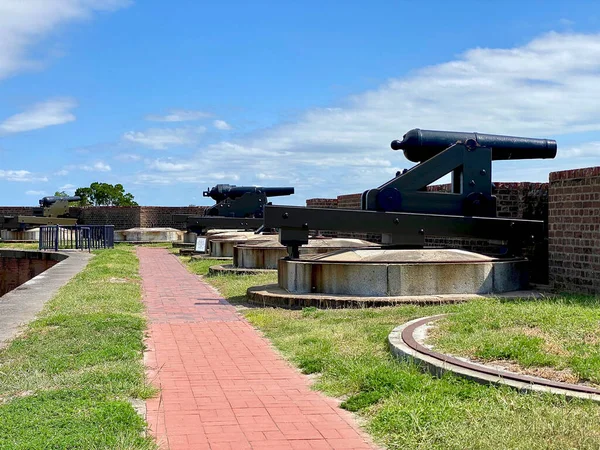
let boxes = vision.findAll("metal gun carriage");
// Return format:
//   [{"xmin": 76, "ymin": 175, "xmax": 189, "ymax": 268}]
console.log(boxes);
[
  {"xmin": 263, "ymin": 128, "xmax": 557, "ymax": 258},
  {"xmin": 1, "ymin": 196, "xmax": 81, "ymax": 231}
]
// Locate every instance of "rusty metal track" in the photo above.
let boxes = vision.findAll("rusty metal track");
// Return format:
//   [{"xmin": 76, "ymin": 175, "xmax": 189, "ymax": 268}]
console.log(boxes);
[{"xmin": 401, "ymin": 316, "xmax": 600, "ymax": 396}]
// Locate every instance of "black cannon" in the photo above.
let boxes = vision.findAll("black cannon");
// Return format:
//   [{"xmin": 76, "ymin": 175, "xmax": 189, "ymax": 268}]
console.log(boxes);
[
  {"xmin": 174, "ymin": 184, "xmax": 295, "ymax": 234},
  {"xmin": 264, "ymin": 128, "xmax": 557, "ymax": 258},
  {"xmin": 38, "ymin": 196, "xmax": 81, "ymax": 209},
  {"xmin": 1, "ymin": 196, "xmax": 80, "ymax": 231},
  {"xmin": 391, "ymin": 129, "xmax": 557, "ymax": 163},
  {"xmin": 203, "ymin": 184, "xmax": 294, "ymax": 217}
]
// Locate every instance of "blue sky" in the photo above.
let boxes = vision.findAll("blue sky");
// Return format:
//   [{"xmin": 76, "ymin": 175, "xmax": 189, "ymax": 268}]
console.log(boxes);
[{"xmin": 1, "ymin": 0, "xmax": 600, "ymax": 206}]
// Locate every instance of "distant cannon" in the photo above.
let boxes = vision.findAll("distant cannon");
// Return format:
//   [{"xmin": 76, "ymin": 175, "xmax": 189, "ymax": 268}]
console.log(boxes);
[
  {"xmin": 174, "ymin": 184, "xmax": 295, "ymax": 234},
  {"xmin": 1, "ymin": 196, "xmax": 80, "ymax": 231},
  {"xmin": 203, "ymin": 185, "xmax": 294, "ymax": 204},
  {"xmin": 38, "ymin": 195, "xmax": 81, "ymax": 208}
]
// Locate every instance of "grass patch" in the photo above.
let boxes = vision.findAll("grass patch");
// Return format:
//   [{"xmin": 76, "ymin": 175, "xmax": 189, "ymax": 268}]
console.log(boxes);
[
  {"xmin": 183, "ymin": 255, "xmax": 276, "ymax": 303},
  {"xmin": 116, "ymin": 242, "xmax": 180, "ymax": 254},
  {"xmin": 428, "ymin": 297, "xmax": 600, "ymax": 384},
  {"xmin": 0, "ymin": 247, "xmax": 155, "ymax": 449},
  {"xmin": 0, "ymin": 242, "xmax": 38, "ymax": 250},
  {"xmin": 184, "ymin": 259, "xmax": 600, "ymax": 449}
]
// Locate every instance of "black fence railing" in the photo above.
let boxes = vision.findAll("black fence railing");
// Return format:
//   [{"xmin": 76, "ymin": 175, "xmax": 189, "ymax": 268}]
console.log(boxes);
[{"xmin": 39, "ymin": 225, "xmax": 115, "ymax": 251}]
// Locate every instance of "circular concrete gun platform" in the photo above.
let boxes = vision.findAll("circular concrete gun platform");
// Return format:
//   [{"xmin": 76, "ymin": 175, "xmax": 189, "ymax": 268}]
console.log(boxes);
[
  {"xmin": 248, "ymin": 249, "xmax": 536, "ymax": 308},
  {"xmin": 228, "ymin": 237, "xmax": 378, "ymax": 273}
]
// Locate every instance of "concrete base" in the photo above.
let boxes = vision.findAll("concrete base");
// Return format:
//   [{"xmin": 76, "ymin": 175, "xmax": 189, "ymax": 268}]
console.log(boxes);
[
  {"xmin": 234, "ymin": 238, "xmax": 378, "ymax": 270},
  {"xmin": 247, "ymin": 284, "xmax": 544, "ymax": 309},
  {"xmin": 279, "ymin": 249, "xmax": 529, "ymax": 297},
  {"xmin": 1, "ymin": 228, "xmax": 40, "ymax": 241},
  {"xmin": 208, "ymin": 233, "xmax": 279, "ymax": 258},
  {"xmin": 190, "ymin": 254, "xmax": 233, "ymax": 261},
  {"xmin": 208, "ymin": 264, "xmax": 275, "ymax": 276},
  {"xmin": 115, "ymin": 227, "xmax": 185, "ymax": 243}
]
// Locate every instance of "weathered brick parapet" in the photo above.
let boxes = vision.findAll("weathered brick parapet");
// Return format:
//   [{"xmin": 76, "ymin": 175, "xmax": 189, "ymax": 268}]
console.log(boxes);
[
  {"xmin": 548, "ymin": 166, "xmax": 600, "ymax": 294},
  {"xmin": 306, "ymin": 198, "xmax": 338, "ymax": 208},
  {"xmin": 0, "ymin": 206, "xmax": 209, "ymax": 230}
]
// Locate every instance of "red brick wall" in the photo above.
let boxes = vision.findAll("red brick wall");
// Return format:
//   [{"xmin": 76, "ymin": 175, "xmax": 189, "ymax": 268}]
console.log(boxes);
[
  {"xmin": 139, "ymin": 206, "xmax": 207, "ymax": 228},
  {"xmin": 0, "ymin": 206, "xmax": 209, "ymax": 230},
  {"xmin": 306, "ymin": 198, "xmax": 338, "ymax": 208},
  {"xmin": 0, "ymin": 253, "xmax": 60, "ymax": 296},
  {"xmin": 548, "ymin": 167, "xmax": 600, "ymax": 294}
]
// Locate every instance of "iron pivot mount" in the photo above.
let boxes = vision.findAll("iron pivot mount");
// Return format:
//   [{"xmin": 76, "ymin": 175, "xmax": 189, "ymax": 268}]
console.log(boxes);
[
  {"xmin": 173, "ymin": 215, "xmax": 264, "ymax": 235},
  {"xmin": 264, "ymin": 205, "xmax": 544, "ymax": 259}
]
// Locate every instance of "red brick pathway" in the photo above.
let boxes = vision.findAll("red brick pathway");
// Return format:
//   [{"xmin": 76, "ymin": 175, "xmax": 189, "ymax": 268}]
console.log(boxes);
[{"xmin": 139, "ymin": 248, "xmax": 376, "ymax": 450}]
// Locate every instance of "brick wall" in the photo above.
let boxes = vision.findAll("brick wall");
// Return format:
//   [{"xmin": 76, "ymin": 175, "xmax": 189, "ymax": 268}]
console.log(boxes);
[
  {"xmin": 0, "ymin": 207, "xmax": 35, "ymax": 216},
  {"xmin": 548, "ymin": 166, "xmax": 600, "ymax": 295},
  {"xmin": 139, "ymin": 206, "xmax": 207, "ymax": 228},
  {"xmin": 0, "ymin": 206, "xmax": 209, "ymax": 230},
  {"xmin": 0, "ymin": 252, "xmax": 61, "ymax": 296},
  {"xmin": 306, "ymin": 198, "xmax": 338, "ymax": 208}
]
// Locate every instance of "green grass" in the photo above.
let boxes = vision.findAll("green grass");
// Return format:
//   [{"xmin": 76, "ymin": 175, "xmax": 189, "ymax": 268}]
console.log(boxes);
[
  {"xmin": 183, "ymin": 255, "xmax": 276, "ymax": 303},
  {"xmin": 0, "ymin": 242, "xmax": 38, "ymax": 250},
  {"xmin": 116, "ymin": 242, "xmax": 180, "ymax": 253},
  {"xmin": 0, "ymin": 247, "xmax": 155, "ymax": 449},
  {"xmin": 181, "ymin": 257, "xmax": 600, "ymax": 449},
  {"xmin": 428, "ymin": 297, "xmax": 600, "ymax": 384}
]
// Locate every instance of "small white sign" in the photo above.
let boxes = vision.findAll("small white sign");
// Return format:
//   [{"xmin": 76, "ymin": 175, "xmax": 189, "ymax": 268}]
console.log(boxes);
[{"xmin": 195, "ymin": 237, "xmax": 207, "ymax": 252}]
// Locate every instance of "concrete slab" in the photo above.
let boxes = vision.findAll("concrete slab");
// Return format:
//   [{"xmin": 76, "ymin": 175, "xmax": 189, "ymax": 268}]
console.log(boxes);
[
  {"xmin": 279, "ymin": 249, "xmax": 529, "ymax": 296},
  {"xmin": 208, "ymin": 264, "xmax": 275, "ymax": 275},
  {"xmin": 115, "ymin": 227, "xmax": 185, "ymax": 243},
  {"xmin": 0, "ymin": 251, "xmax": 92, "ymax": 349},
  {"xmin": 233, "ymin": 238, "xmax": 378, "ymax": 270},
  {"xmin": 246, "ymin": 283, "xmax": 547, "ymax": 309}
]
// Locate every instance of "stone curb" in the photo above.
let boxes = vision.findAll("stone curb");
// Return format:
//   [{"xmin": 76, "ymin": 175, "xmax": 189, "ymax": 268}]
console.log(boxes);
[
  {"xmin": 0, "ymin": 250, "xmax": 93, "ymax": 349},
  {"xmin": 389, "ymin": 315, "xmax": 600, "ymax": 402},
  {"xmin": 208, "ymin": 264, "xmax": 276, "ymax": 276}
]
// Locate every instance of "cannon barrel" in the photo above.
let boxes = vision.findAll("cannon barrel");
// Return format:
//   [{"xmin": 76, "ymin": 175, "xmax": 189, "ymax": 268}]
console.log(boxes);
[
  {"xmin": 391, "ymin": 129, "xmax": 557, "ymax": 163},
  {"xmin": 39, "ymin": 196, "xmax": 81, "ymax": 207},
  {"xmin": 203, "ymin": 184, "xmax": 295, "ymax": 202}
]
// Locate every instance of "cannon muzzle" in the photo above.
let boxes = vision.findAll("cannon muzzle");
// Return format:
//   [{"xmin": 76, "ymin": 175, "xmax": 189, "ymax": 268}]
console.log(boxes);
[
  {"xmin": 203, "ymin": 184, "xmax": 295, "ymax": 202},
  {"xmin": 39, "ymin": 196, "xmax": 81, "ymax": 207},
  {"xmin": 391, "ymin": 129, "xmax": 557, "ymax": 163}
]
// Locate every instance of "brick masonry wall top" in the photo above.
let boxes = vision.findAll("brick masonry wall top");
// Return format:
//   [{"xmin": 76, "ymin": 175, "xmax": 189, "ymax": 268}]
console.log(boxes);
[
  {"xmin": 549, "ymin": 166, "xmax": 600, "ymax": 182},
  {"xmin": 548, "ymin": 166, "xmax": 600, "ymax": 294}
]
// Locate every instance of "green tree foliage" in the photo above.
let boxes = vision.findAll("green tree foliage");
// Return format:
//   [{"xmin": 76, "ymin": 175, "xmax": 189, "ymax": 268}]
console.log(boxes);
[{"xmin": 74, "ymin": 182, "xmax": 139, "ymax": 206}]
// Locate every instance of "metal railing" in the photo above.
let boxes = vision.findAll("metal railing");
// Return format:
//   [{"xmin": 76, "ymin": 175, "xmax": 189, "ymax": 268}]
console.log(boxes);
[{"xmin": 39, "ymin": 225, "xmax": 115, "ymax": 251}]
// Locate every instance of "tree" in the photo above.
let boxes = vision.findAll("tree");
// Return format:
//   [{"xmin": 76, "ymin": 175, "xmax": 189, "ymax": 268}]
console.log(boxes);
[{"xmin": 74, "ymin": 182, "xmax": 139, "ymax": 206}]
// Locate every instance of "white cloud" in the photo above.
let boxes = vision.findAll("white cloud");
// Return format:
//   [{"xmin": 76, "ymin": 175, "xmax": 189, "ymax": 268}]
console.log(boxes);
[
  {"xmin": 25, "ymin": 190, "xmax": 46, "ymax": 196},
  {"xmin": 123, "ymin": 126, "xmax": 205, "ymax": 150},
  {"xmin": 133, "ymin": 32, "xmax": 600, "ymax": 203},
  {"xmin": 81, "ymin": 161, "xmax": 111, "ymax": 172},
  {"xmin": 59, "ymin": 183, "xmax": 76, "ymax": 191},
  {"xmin": 147, "ymin": 159, "xmax": 192, "ymax": 172},
  {"xmin": 0, "ymin": 98, "xmax": 76, "ymax": 134},
  {"xmin": 560, "ymin": 142, "xmax": 600, "ymax": 159},
  {"xmin": 213, "ymin": 119, "xmax": 232, "ymax": 130},
  {"xmin": 0, "ymin": 170, "xmax": 48, "ymax": 182},
  {"xmin": 146, "ymin": 110, "xmax": 212, "ymax": 122},
  {"xmin": 0, "ymin": 0, "xmax": 130, "ymax": 80},
  {"xmin": 114, "ymin": 153, "xmax": 142, "ymax": 162},
  {"xmin": 55, "ymin": 169, "xmax": 69, "ymax": 176}
]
